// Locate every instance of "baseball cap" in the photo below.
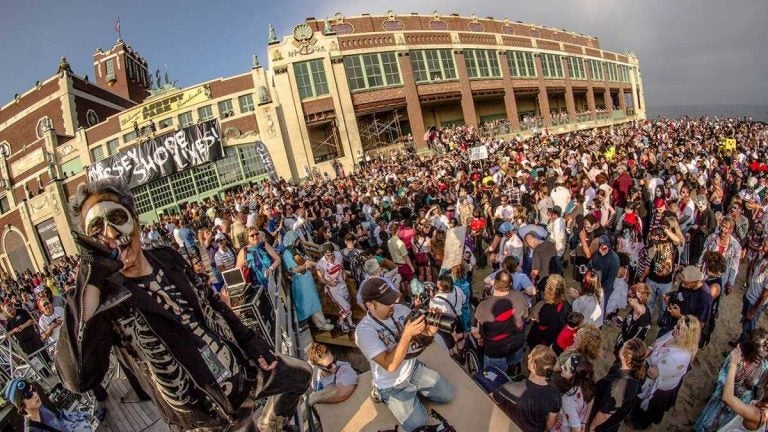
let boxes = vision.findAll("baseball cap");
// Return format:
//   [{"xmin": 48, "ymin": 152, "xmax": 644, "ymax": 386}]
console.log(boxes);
[
  {"xmin": 680, "ymin": 266, "xmax": 703, "ymax": 282},
  {"xmin": 360, "ymin": 277, "xmax": 400, "ymax": 305},
  {"xmin": 499, "ymin": 222, "xmax": 515, "ymax": 234},
  {"xmin": 598, "ymin": 235, "xmax": 612, "ymax": 247}
]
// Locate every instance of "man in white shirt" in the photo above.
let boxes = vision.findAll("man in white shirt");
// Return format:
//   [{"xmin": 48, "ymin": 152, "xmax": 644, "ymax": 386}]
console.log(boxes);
[
  {"xmin": 494, "ymin": 195, "xmax": 515, "ymax": 223},
  {"xmin": 550, "ymin": 176, "xmax": 571, "ymax": 212},
  {"xmin": 38, "ymin": 300, "xmax": 65, "ymax": 345},
  {"xmin": 316, "ymin": 243, "xmax": 355, "ymax": 332},
  {"xmin": 354, "ymin": 278, "xmax": 454, "ymax": 432},
  {"xmin": 548, "ymin": 206, "xmax": 567, "ymax": 259}
]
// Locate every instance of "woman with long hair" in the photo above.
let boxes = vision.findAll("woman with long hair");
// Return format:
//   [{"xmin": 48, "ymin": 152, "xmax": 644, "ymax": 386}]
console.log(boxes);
[
  {"xmin": 588, "ymin": 338, "xmax": 647, "ymax": 432},
  {"xmin": 718, "ymin": 345, "xmax": 768, "ymax": 431},
  {"xmin": 528, "ymin": 275, "xmax": 571, "ymax": 348},
  {"xmin": 694, "ymin": 329, "xmax": 768, "ymax": 431},
  {"xmin": 412, "ymin": 220, "xmax": 432, "ymax": 282},
  {"xmin": 630, "ymin": 315, "xmax": 701, "ymax": 429},
  {"xmin": 569, "ymin": 269, "xmax": 604, "ymax": 327},
  {"xmin": 552, "ymin": 356, "xmax": 596, "ymax": 432}
]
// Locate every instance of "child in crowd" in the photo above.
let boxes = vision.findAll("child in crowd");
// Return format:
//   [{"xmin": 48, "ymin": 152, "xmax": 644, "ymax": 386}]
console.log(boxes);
[
  {"xmin": 554, "ymin": 312, "xmax": 585, "ymax": 355},
  {"xmin": 569, "ymin": 269, "xmax": 604, "ymax": 327}
]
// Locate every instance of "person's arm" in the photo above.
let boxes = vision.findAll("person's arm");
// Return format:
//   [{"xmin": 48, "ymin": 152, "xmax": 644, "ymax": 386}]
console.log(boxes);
[
  {"xmin": 579, "ymin": 229, "xmax": 593, "ymax": 258},
  {"xmin": 9, "ymin": 317, "xmax": 35, "ymax": 336},
  {"xmin": 308, "ymin": 383, "xmax": 356, "ymax": 405},
  {"xmin": 370, "ymin": 315, "xmax": 426, "ymax": 372},
  {"xmin": 264, "ymin": 243, "xmax": 282, "ymax": 276},
  {"xmin": 546, "ymin": 411, "xmax": 559, "ymax": 430},
  {"xmin": 723, "ymin": 347, "xmax": 764, "ymax": 426},
  {"xmin": 746, "ymin": 288, "xmax": 768, "ymax": 321},
  {"xmin": 589, "ymin": 412, "xmax": 611, "ymax": 432}
]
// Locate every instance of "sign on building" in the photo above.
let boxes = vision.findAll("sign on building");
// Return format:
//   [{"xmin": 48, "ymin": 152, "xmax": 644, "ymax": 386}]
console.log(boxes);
[
  {"xmin": 36, "ymin": 218, "xmax": 65, "ymax": 262},
  {"xmin": 86, "ymin": 120, "xmax": 224, "ymax": 188},
  {"xmin": 118, "ymin": 85, "xmax": 211, "ymax": 129},
  {"xmin": 469, "ymin": 145, "xmax": 488, "ymax": 161}
]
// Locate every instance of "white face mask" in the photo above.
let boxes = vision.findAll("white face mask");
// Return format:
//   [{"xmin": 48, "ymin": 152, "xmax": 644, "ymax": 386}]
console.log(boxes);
[{"xmin": 84, "ymin": 201, "xmax": 135, "ymax": 243}]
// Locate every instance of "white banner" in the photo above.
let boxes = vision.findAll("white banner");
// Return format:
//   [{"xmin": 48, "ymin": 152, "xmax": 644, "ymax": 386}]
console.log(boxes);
[{"xmin": 469, "ymin": 145, "xmax": 488, "ymax": 161}]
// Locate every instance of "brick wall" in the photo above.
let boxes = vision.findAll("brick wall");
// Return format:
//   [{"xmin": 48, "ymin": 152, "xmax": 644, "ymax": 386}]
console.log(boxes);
[
  {"xmin": 0, "ymin": 79, "xmax": 59, "ymax": 124},
  {"xmin": 0, "ymin": 102, "xmax": 64, "ymax": 153},
  {"xmin": 208, "ymin": 74, "xmax": 254, "ymax": 98}
]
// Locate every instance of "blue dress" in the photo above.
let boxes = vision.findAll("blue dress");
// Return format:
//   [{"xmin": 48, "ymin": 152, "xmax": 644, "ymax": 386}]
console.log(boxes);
[
  {"xmin": 282, "ymin": 250, "xmax": 322, "ymax": 322},
  {"xmin": 453, "ymin": 276, "xmax": 472, "ymax": 332}
]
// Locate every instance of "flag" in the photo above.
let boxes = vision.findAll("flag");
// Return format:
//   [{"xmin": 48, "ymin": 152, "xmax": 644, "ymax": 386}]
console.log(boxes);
[{"xmin": 114, "ymin": 18, "xmax": 120, "ymax": 34}]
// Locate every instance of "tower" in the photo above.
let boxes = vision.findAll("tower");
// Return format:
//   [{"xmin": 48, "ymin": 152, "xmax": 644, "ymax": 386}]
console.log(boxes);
[{"xmin": 92, "ymin": 39, "xmax": 151, "ymax": 103}]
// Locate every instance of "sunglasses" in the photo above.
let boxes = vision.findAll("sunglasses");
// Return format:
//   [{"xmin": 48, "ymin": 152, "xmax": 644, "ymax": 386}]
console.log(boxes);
[{"xmin": 249, "ymin": 233, "xmax": 260, "ymax": 238}]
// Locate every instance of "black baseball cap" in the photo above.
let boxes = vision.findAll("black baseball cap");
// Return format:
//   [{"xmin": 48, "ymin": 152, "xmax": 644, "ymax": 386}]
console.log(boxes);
[{"xmin": 360, "ymin": 277, "xmax": 400, "ymax": 305}]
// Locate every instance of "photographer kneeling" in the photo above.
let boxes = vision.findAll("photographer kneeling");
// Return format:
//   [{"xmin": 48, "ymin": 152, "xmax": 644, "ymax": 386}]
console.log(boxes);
[{"xmin": 354, "ymin": 277, "xmax": 455, "ymax": 432}]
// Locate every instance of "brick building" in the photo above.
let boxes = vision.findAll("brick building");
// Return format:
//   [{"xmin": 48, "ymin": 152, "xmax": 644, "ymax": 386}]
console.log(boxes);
[{"xmin": 0, "ymin": 11, "xmax": 646, "ymax": 276}]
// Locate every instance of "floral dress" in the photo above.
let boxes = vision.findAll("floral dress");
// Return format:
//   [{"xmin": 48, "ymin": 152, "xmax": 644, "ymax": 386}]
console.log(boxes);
[{"xmin": 694, "ymin": 354, "xmax": 768, "ymax": 432}]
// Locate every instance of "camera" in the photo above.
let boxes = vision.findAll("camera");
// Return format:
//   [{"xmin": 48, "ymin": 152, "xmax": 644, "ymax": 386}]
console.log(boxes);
[{"xmin": 404, "ymin": 308, "xmax": 457, "ymax": 334}]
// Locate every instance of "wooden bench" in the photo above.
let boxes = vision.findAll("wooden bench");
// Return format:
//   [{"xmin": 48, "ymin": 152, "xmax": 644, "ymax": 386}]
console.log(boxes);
[{"xmin": 315, "ymin": 344, "xmax": 519, "ymax": 432}]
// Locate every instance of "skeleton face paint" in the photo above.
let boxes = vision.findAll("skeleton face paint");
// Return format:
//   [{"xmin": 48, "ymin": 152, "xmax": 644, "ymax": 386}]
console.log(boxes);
[{"xmin": 84, "ymin": 201, "xmax": 135, "ymax": 246}]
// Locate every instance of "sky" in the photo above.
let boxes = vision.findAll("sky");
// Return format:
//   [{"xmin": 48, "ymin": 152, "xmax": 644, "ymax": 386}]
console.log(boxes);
[{"xmin": 1, "ymin": 0, "xmax": 767, "ymax": 108}]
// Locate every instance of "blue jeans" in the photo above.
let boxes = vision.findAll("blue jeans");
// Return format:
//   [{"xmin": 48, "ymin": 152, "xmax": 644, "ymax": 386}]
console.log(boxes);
[
  {"xmin": 376, "ymin": 361, "xmax": 455, "ymax": 431},
  {"xmin": 646, "ymin": 278, "xmax": 673, "ymax": 320},
  {"xmin": 484, "ymin": 346, "xmax": 524, "ymax": 372}
]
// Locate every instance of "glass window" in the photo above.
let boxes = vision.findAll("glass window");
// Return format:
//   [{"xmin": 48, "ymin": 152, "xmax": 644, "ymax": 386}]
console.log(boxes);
[
  {"xmin": 294, "ymin": 60, "xmax": 329, "ymax": 100},
  {"xmin": 344, "ymin": 53, "xmax": 401, "ymax": 91},
  {"xmin": 362, "ymin": 54, "xmax": 383, "ymax": 88},
  {"xmin": 197, "ymin": 105, "xmax": 214, "ymax": 121},
  {"xmin": 217, "ymin": 99, "xmax": 234, "ymax": 117},
  {"xmin": 149, "ymin": 178, "xmax": 175, "ymax": 208},
  {"xmin": 238, "ymin": 94, "xmax": 255, "ymax": 113},
  {"xmin": 215, "ymin": 147, "xmax": 244, "ymax": 186},
  {"xmin": 168, "ymin": 170, "xmax": 198, "ymax": 201},
  {"xmin": 105, "ymin": 59, "xmax": 115, "ymax": 80},
  {"xmin": 60, "ymin": 156, "xmax": 82, "ymax": 177},
  {"xmin": 541, "ymin": 54, "xmax": 564, "ymax": 79},
  {"xmin": 344, "ymin": 56, "xmax": 366, "ymax": 91},
  {"xmin": 589, "ymin": 60, "xmax": 604, "ymax": 81},
  {"xmin": 464, "ymin": 49, "xmax": 501, "ymax": 79},
  {"xmin": 90, "ymin": 146, "xmax": 105, "ymax": 162},
  {"xmin": 606, "ymin": 63, "xmax": 618, "ymax": 81},
  {"xmin": 106, "ymin": 138, "xmax": 120, "ymax": 155},
  {"xmin": 193, "ymin": 163, "xmax": 219, "ymax": 193},
  {"xmin": 568, "ymin": 57, "xmax": 586, "ymax": 80},
  {"xmin": 133, "ymin": 185, "xmax": 153, "ymax": 215},
  {"xmin": 411, "ymin": 50, "xmax": 456, "ymax": 83},
  {"xmin": 507, "ymin": 51, "xmax": 536, "ymax": 78},
  {"xmin": 381, "ymin": 53, "xmax": 401, "ymax": 85},
  {"xmin": 158, "ymin": 118, "xmax": 173, "ymax": 129},
  {"xmin": 122, "ymin": 131, "xmax": 137, "ymax": 144},
  {"xmin": 178, "ymin": 111, "xmax": 194, "ymax": 127},
  {"xmin": 240, "ymin": 145, "xmax": 268, "ymax": 178},
  {"xmin": 0, "ymin": 196, "xmax": 10, "ymax": 214}
]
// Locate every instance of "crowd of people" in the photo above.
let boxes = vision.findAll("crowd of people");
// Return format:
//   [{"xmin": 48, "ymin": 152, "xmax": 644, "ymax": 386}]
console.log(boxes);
[{"xmin": 1, "ymin": 114, "xmax": 767, "ymax": 431}]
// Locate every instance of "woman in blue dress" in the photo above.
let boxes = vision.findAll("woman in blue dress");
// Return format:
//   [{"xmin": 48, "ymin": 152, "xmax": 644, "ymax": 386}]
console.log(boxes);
[
  {"xmin": 694, "ymin": 328, "xmax": 768, "ymax": 431},
  {"xmin": 282, "ymin": 230, "xmax": 334, "ymax": 331}
]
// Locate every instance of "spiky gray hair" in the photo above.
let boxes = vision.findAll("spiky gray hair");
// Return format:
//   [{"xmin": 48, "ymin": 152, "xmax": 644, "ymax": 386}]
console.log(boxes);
[{"xmin": 70, "ymin": 178, "xmax": 137, "ymax": 230}]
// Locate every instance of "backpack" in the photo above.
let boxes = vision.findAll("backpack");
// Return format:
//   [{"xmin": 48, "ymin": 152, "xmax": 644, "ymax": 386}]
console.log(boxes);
[{"xmin": 341, "ymin": 248, "xmax": 367, "ymax": 285}]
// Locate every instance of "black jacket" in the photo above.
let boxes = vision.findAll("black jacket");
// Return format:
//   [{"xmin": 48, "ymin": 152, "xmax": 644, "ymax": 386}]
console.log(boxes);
[{"xmin": 56, "ymin": 247, "xmax": 271, "ymax": 429}]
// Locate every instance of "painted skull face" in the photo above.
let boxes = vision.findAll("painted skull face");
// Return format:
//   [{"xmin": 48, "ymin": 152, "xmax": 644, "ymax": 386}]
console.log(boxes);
[{"xmin": 84, "ymin": 201, "xmax": 134, "ymax": 246}]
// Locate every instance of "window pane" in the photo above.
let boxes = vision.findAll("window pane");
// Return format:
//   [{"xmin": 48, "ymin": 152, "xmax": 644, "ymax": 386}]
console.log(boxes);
[
  {"xmin": 107, "ymin": 139, "xmax": 119, "ymax": 155},
  {"xmin": 168, "ymin": 170, "xmax": 198, "ymax": 201},
  {"xmin": 238, "ymin": 94, "xmax": 255, "ymax": 112},
  {"xmin": 411, "ymin": 51, "xmax": 428, "ymax": 82},
  {"xmin": 218, "ymin": 99, "xmax": 234, "ymax": 117},
  {"xmin": 487, "ymin": 51, "xmax": 501, "ymax": 77},
  {"xmin": 294, "ymin": 62, "xmax": 313, "ymax": 100},
  {"xmin": 344, "ymin": 57, "xmax": 366, "ymax": 91},
  {"xmin": 177, "ymin": 111, "xmax": 193, "ymax": 127},
  {"xmin": 133, "ymin": 185, "xmax": 153, "ymax": 215},
  {"xmin": 240, "ymin": 145, "xmax": 268, "ymax": 178},
  {"xmin": 363, "ymin": 54, "xmax": 383, "ymax": 87},
  {"xmin": 158, "ymin": 118, "xmax": 173, "ymax": 129},
  {"xmin": 464, "ymin": 50, "xmax": 477, "ymax": 78},
  {"xmin": 441, "ymin": 50, "xmax": 456, "ymax": 79},
  {"xmin": 149, "ymin": 178, "xmax": 175, "ymax": 207},
  {"xmin": 90, "ymin": 146, "xmax": 105, "ymax": 162},
  {"xmin": 197, "ymin": 105, "xmax": 213, "ymax": 121},
  {"xmin": 122, "ymin": 131, "xmax": 137, "ymax": 143},
  {"xmin": 193, "ymin": 163, "xmax": 219, "ymax": 193},
  {"xmin": 381, "ymin": 53, "xmax": 401, "ymax": 85},
  {"xmin": 310, "ymin": 60, "xmax": 329, "ymax": 96},
  {"xmin": 215, "ymin": 147, "xmax": 244, "ymax": 185},
  {"xmin": 476, "ymin": 51, "xmax": 489, "ymax": 77}
]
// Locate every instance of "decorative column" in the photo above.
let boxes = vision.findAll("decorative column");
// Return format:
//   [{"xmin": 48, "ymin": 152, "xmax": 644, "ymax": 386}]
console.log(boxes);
[
  {"xmin": 398, "ymin": 52, "xmax": 427, "ymax": 151},
  {"xmin": 618, "ymin": 88, "xmax": 627, "ymax": 112},
  {"xmin": 533, "ymin": 54, "xmax": 552, "ymax": 125},
  {"xmin": 561, "ymin": 57, "xmax": 577, "ymax": 122},
  {"xmin": 498, "ymin": 52, "xmax": 521, "ymax": 130},
  {"xmin": 454, "ymin": 51, "xmax": 478, "ymax": 127}
]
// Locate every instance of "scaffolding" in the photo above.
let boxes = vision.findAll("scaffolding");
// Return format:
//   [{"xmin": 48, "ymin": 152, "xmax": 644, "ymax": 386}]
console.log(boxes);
[
  {"xmin": 308, "ymin": 123, "xmax": 341, "ymax": 164},
  {"xmin": 358, "ymin": 111, "xmax": 404, "ymax": 151}
]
